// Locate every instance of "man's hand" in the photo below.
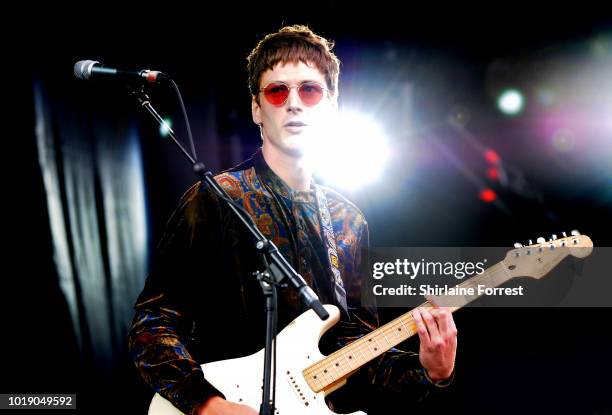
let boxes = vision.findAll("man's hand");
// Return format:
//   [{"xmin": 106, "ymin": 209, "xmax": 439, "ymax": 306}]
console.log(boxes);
[
  {"xmin": 411, "ymin": 307, "xmax": 457, "ymax": 382},
  {"xmin": 196, "ymin": 396, "xmax": 258, "ymax": 415}
]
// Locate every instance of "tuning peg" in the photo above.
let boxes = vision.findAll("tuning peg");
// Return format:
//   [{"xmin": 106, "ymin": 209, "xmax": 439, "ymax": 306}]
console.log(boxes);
[
  {"xmin": 571, "ymin": 230, "xmax": 580, "ymax": 236},
  {"xmin": 514, "ymin": 242, "xmax": 523, "ymax": 248},
  {"xmin": 562, "ymin": 232, "xmax": 567, "ymax": 237},
  {"xmin": 551, "ymin": 234, "xmax": 557, "ymax": 240},
  {"xmin": 536, "ymin": 237, "xmax": 546, "ymax": 244}
]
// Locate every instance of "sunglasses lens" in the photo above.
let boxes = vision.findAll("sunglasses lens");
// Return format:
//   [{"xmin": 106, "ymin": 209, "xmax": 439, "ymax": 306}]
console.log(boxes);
[
  {"xmin": 299, "ymin": 83, "xmax": 324, "ymax": 106},
  {"xmin": 263, "ymin": 83, "xmax": 289, "ymax": 105}
]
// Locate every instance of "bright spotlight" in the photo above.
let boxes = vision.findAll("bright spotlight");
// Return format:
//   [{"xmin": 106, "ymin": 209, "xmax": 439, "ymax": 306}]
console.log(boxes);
[
  {"xmin": 497, "ymin": 89, "xmax": 525, "ymax": 116},
  {"xmin": 305, "ymin": 111, "xmax": 390, "ymax": 190}
]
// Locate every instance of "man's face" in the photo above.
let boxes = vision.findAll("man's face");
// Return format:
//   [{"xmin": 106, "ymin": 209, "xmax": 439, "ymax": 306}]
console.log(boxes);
[{"xmin": 252, "ymin": 61, "xmax": 337, "ymax": 158}]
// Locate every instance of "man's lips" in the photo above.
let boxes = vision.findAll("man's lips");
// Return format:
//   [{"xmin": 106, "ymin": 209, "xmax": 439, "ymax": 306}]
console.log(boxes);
[{"xmin": 284, "ymin": 121, "xmax": 307, "ymax": 127}]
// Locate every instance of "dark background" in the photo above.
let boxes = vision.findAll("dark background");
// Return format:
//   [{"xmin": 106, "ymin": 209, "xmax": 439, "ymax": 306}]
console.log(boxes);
[{"xmin": 4, "ymin": 3, "xmax": 612, "ymax": 414}]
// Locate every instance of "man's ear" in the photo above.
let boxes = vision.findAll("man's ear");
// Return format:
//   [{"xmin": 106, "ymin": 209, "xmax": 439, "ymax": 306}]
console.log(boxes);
[{"xmin": 252, "ymin": 96, "xmax": 262, "ymax": 126}]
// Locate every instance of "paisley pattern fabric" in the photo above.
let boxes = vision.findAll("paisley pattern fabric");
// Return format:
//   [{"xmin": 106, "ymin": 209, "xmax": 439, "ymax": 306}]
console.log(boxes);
[{"xmin": 127, "ymin": 149, "xmax": 449, "ymax": 415}]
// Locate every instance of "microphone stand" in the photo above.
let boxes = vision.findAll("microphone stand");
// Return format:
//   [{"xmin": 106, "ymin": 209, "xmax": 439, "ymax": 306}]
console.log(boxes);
[{"xmin": 128, "ymin": 85, "xmax": 329, "ymax": 415}]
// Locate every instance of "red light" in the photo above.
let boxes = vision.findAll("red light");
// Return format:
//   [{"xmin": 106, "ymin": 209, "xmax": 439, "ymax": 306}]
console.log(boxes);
[
  {"xmin": 484, "ymin": 149, "xmax": 500, "ymax": 164},
  {"xmin": 479, "ymin": 189, "xmax": 497, "ymax": 203},
  {"xmin": 487, "ymin": 167, "xmax": 500, "ymax": 181}
]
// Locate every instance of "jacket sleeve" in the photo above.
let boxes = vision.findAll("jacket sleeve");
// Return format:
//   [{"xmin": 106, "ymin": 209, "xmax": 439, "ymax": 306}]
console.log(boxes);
[{"xmin": 127, "ymin": 183, "xmax": 225, "ymax": 415}]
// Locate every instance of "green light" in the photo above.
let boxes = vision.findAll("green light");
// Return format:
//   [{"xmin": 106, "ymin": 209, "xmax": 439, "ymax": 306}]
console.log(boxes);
[{"xmin": 159, "ymin": 118, "xmax": 172, "ymax": 137}]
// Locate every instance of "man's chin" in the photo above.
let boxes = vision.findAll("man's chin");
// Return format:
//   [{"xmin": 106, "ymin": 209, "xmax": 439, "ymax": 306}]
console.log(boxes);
[
  {"xmin": 280, "ymin": 144, "xmax": 307, "ymax": 159},
  {"xmin": 276, "ymin": 136, "xmax": 310, "ymax": 158},
  {"xmin": 264, "ymin": 133, "xmax": 316, "ymax": 160}
]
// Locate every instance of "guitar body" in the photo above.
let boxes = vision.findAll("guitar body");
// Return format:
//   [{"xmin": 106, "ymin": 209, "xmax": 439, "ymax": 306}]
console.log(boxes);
[{"xmin": 148, "ymin": 304, "xmax": 366, "ymax": 415}]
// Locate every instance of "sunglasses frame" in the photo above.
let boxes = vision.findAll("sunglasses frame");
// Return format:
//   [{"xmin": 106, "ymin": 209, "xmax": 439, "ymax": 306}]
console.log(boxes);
[{"xmin": 259, "ymin": 81, "xmax": 329, "ymax": 107}]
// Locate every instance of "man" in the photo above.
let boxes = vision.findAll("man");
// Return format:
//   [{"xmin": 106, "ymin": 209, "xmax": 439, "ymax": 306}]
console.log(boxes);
[{"xmin": 128, "ymin": 25, "xmax": 457, "ymax": 415}]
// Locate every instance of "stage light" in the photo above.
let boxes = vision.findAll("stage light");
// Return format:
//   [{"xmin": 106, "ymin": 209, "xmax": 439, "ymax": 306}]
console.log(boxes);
[
  {"xmin": 487, "ymin": 167, "xmax": 500, "ymax": 181},
  {"xmin": 479, "ymin": 188, "xmax": 497, "ymax": 203},
  {"xmin": 305, "ymin": 110, "xmax": 390, "ymax": 191},
  {"xmin": 484, "ymin": 149, "xmax": 501, "ymax": 164},
  {"xmin": 159, "ymin": 118, "xmax": 172, "ymax": 137},
  {"xmin": 497, "ymin": 89, "xmax": 524, "ymax": 116}
]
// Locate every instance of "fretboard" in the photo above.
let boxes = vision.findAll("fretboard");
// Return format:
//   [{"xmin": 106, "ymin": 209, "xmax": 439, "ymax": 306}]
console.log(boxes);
[{"xmin": 303, "ymin": 260, "xmax": 514, "ymax": 392}]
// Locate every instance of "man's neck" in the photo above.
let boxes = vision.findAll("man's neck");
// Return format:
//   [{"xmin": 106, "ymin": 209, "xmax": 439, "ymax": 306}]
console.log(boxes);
[{"xmin": 262, "ymin": 144, "xmax": 312, "ymax": 191}]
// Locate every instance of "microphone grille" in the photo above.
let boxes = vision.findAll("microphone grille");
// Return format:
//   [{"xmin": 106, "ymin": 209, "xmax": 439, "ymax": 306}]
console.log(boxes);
[{"xmin": 73, "ymin": 60, "xmax": 99, "ymax": 80}]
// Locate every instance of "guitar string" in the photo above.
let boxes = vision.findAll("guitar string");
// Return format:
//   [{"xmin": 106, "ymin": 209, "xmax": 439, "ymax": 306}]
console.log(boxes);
[
  {"xmin": 304, "ymin": 247, "xmax": 570, "ymax": 387},
  {"xmin": 307, "ymin": 241, "xmax": 574, "ymax": 378},
  {"xmin": 301, "ymin": 255, "xmax": 560, "ymax": 385}
]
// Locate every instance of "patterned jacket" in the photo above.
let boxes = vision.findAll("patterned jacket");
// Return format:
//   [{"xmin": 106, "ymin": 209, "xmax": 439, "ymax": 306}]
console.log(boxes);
[{"xmin": 128, "ymin": 149, "xmax": 448, "ymax": 414}]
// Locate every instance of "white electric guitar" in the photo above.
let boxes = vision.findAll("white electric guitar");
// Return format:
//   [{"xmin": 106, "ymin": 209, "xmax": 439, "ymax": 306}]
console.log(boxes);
[{"xmin": 149, "ymin": 232, "xmax": 593, "ymax": 415}]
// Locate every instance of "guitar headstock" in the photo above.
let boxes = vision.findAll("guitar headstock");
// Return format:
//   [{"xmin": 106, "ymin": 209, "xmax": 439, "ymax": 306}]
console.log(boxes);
[{"xmin": 503, "ymin": 230, "xmax": 593, "ymax": 279}]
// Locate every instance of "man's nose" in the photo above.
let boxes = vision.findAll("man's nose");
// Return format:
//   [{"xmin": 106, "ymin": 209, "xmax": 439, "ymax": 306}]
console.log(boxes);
[{"xmin": 286, "ymin": 87, "xmax": 302, "ymax": 112}]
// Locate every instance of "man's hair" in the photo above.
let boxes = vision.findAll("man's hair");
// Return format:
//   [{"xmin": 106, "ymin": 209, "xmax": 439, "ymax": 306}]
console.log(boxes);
[{"xmin": 247, "ymin": 25, "xmax": 340, "ymax": 102}]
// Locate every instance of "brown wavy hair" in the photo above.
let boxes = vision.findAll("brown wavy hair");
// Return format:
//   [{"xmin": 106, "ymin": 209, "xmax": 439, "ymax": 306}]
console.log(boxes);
[{"xmin": 247, "ymin": 25, "xmax": 340, "ymax": 103}]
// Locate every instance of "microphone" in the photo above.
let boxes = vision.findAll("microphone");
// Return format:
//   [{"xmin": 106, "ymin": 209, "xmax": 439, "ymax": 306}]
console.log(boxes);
[{"xmin": 73, "ymin": 60, "xmax": 168, "ymax": 84}]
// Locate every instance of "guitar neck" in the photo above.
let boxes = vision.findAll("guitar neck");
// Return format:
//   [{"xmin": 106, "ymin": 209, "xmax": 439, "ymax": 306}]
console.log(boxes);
[{"xmin": 303, "ymin": 260, "xmax": 514, "ymax": 392}]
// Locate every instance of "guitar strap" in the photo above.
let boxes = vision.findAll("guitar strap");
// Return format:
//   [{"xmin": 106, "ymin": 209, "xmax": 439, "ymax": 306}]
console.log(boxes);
[{"xmin": 314, "ymin": 185, "xmax": 348, "ymax": 315}]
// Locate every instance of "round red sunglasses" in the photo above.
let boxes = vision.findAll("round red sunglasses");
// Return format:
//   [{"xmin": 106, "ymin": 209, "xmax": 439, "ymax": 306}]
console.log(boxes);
[{"xmin": 259, "ymin": 81, "xmax": 328, "ymax": 106}]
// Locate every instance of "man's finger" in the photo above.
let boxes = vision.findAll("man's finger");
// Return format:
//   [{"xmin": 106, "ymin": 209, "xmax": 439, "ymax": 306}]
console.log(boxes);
[
  {"xmin": 447, "ymin": 309, "xmax": 458, "ymax": 339},
  {"xmin": 420, "ymin": 308, "xmax": 442, "ymax": 344},
  {"xmin": 411, "ymin": 308, "xmax": 430, "ymax": 346},
  {"xmin": 433, "ymin": 308, "xmax": 451, "ymax": 337}
]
